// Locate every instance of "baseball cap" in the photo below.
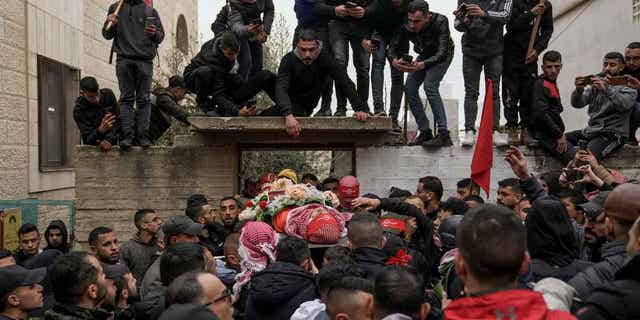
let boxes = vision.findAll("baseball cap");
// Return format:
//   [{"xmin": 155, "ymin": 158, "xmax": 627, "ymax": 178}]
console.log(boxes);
[
  {"xmin": 604, "ymin": 184, "xmax": 640, "ymax": 222},
  {"xmin": 0, "ymin": 265, "xmax": 46, "ymax": 298},
  {"xmin": 577, "ymin": 191, "xmax": 610, "ymax": 220},
  {"xmin": 103, "ymin": 263, "xmax": 130, "ymax": 280},
  {"xmin": 162, "ymin": 215, "xmax": 204, "ymax": 237},
  {"xmin": 278, "ymin": 169, "xmax": 298, "ymax": 184}
]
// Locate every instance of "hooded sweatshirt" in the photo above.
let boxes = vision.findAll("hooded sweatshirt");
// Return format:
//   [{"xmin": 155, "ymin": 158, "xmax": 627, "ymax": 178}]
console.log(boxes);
[
  {"xmin": 275, "ymin": 46, "xmax": 368, "ymax": 116},
  {"xmin": 102, "ymin": 0, "xmax": 164, "ymax": 61},
  {"xmin": 571, "ymin": 81, "xmax": 638, "ymax": 138},
  {"xmin": 44, "ymin": 220, "xmax": 69, "ymax": 253},
  {"xmin": 73, "ymin": 89, "xmax": 119, "ymax": 146},
  {"xmin": 454, "ymin": 0, "xmax": 513, "ymax": 58},
  {"xmin": 445, "ymin": 289, "xmax": 576, "ymax": 320},
  {"xmin": 244, "ymin": 261, "xmax": 319, "ymax": 320}
]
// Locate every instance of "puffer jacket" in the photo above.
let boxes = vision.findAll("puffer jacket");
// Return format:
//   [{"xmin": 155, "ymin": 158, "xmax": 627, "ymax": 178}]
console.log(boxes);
[
  {"xmin": 568, "ymin": 239, "xmax": 627, "ymax": 299},
  {"xmin": 388, "ymin": 12, "xmax": 454, "ymax": 68},
  {"xmin": 571, "ymin": 83, "xmax": 638, "ymax": 138},
  {"xmin": 245, "ymin": 261, "xmax": 319, "ymax": 320},
  {"xmin": 149, "ymin": 88, "xmax": 189, "ymax": 142}
]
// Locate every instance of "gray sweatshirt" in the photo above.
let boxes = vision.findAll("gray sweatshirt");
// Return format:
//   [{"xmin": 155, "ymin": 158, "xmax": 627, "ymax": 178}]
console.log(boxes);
[
  {"xmin": 571, "ymin": 84, "xmax": 638, "ymax": 138},
  {"xmin": 454, "ymin": 0, "xmax": 513, "ymax": 58}
]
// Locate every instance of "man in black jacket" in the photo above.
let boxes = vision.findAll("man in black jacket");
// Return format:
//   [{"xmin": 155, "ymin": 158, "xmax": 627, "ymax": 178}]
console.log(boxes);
[
  {"xmin": 530, "ymin": 51, "xmax": 572, "ymax": 163},
  {"xmin": 388, "ymin": 0, "xmax": 455, "ymax": 147},
  {"xmin": 73, "ymin": 77, "xmax": 118, "ymax": 152},
  {"xmin": 503, "ymin": 0, "xmax": 553, "ymax": 145},
  {"xmin": 347, "ymin": 213, "xmax": 388, "ymax": 281},
  {"xmin": 44, "ymin": 220, "xmax": 70, "ymax": 254},
  {"xmin": 576, "ymin": 190, "xmax": 640, "ymax": 320},
  {"xmin": 315, "ymin": 0, "xmax": 375, "ymax": 116},
  {"xmin": 102, "ymin": 0, "xmax": 164, "ymax": 150},
  {"xmin": 149, "ymin": 76, "xmax": 190, "ymax": 143},
  {"xmin": 455, "ymin": 0, "xmax": 512, "ymax": 147},
  {"xmin": 245, "ymin": 237, "xmax": 319, "ymax": 320},
  {"xmin": 361, "ymin": 0, "xmax": 408, "ymax": 123},
  {"xmin": 184, "ymin": 32, "xmax": 276, "ymax": 117},
  {"xmin": 268, "ymin": 29, "xmax": 369, "ymax": 137}
]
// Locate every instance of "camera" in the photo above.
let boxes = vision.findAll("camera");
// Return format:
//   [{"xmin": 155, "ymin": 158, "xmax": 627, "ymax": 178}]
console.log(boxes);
[
  {"xmin": 144, "ymin": 17, "xmax": 156, "ymax": 28},
  {"xmin": 458, "ymin": 3, "xmax": 468, "ymax": 15},
  {"xmin": 402, "ymin": 54, "xmax": 413, "ymax": 64},
  {"xmin": 370, "ymin": 39, "xmax": 380, "ymax": 49}
]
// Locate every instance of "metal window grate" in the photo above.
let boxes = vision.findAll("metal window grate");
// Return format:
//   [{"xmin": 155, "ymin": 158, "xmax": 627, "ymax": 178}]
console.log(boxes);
[{"xmin": 635, "ymin": 0, "xmax": 640, "ymax": 23}]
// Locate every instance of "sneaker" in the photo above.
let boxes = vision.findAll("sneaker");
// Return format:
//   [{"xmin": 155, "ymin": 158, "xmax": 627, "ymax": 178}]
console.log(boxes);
[
  {"xmin": 423, "ymin": 129, "xmax": 453, "ymax": 147},
  {"xmin": 392, "ymin": 120, "xmax": 402, "ymax": 133},
  {"xmin": 493, "ymin": 131, "xmax": 509, "ymax": 147},
  {"xmin": 461, "ymin": 130, "xmax": 476, "ymax": 147},
  {"xmin": 313, "ymin": 108, "xmax": 332, "ymax": 117},
  {"xmin": 507, "ymin": 127, "xmax": 520, "ymax": 145},
  {"xmin": 411, "ymin": 130, "xmax": 434, "ymax": 145},
  {"xmin": 374, "ymin": 111, "xmax": 387, "ymax": 117},
  {"xmin": 334, "ymin": 109, "xmax": 347, "ymax": 117},
  {"xmin": 119, "ymin": 139, "xmax": 133, "ymax": 151},
  {"xmin": 520, "ymin": 127, "xmax": 536, "ymax": 146}
]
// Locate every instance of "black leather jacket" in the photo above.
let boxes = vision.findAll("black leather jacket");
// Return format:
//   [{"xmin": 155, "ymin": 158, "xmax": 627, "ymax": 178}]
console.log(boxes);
[{"xmin": 388, "ymin": 12, "xmax": 454, "ymax": 68}]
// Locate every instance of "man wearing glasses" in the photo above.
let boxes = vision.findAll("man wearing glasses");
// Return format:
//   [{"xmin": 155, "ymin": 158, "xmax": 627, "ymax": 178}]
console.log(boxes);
[
  {"xmin": 624, "ymin": 42, "xmax": 640, "ymax": 144},
  {"xmin": 161, "ymin": 271, "xmax": 233, "ymax": 320},
  {"xmin": 120, "ymin": 209, "xmax": 164, "ymax": 285}
]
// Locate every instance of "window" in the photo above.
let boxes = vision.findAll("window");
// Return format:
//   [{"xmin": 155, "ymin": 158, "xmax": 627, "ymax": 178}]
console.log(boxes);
[
  {"xmin": 635, "ymin": 0, "xmax": 640, "ymax": 23},
  {"xmin": 176, "ymin": 14, "xmax": 189, "ymax": 55},
  {"xmin": 37, "ymin": 56, "xmax": 79, "ymax": 171}
]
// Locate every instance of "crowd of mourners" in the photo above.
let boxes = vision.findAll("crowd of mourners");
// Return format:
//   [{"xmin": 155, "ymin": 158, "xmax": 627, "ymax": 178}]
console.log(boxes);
[
  {"xmin": 2, "ymin": 144, "xmax": 640, "ymax": 320},
  {"xmin": 74, "ymin": 0, "xmax": 640, "ymax": 154}
]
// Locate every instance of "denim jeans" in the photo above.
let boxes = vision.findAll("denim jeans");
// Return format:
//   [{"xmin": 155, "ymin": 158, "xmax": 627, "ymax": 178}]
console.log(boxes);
[
  {"xmin": 329, "ymin": 20, "xmax": 371, "ymax": 112},
  {"xmin": 462, "ymin": 54, "xmax": 502, "ymax": 131},
  {"xmin": 116, "ymin": 58, "xmax": 153, "ymax": 142},
  {"xmin": 371, "ymin": 37, "xmax": 404, "ymax": 117},
  {"xmin": 405, "ymin": 55, "xmax": 453, "ymax": 132},
  {"xmin": 238, "ymin": 39, "xmax": 264, "ymax": 81}
]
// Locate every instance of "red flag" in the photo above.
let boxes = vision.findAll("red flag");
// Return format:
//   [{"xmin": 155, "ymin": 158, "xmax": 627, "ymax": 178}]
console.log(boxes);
[
  {"xmin": 144, "ymin": 0, "xmax": 153, "ymax": 6},
  {"xmin": 471, "ymin": 79, "xmax": 494, "ymax": 197}
]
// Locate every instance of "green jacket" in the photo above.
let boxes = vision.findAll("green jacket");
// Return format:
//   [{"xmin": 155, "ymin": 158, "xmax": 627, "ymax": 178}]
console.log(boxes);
[{"xmin": 44, "ymin": 303, "xmax": 112, "ymax": 320}]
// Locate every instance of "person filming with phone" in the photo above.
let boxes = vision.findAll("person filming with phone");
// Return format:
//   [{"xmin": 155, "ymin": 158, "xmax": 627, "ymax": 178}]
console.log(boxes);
[
  {"xmin": 388, "ymin": 0, "xmax": 455, "ymax": 147},
  {"xmin": 102, "ymin": 0, "xmax": 164, "ymax": 151},
  {"xmin": 569, "ymin": 52, "xmax": 638, "ymax": 160}
]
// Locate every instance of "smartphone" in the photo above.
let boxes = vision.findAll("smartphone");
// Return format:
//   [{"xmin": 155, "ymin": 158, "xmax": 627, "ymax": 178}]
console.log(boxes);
[
  {"xmin": 608, "ymin": 76, "xmax": 628, "ymax": 86},
  {"xmin": 578, "ymin": 139, "xmax": 588, "ymax": 151},
  {"xmin": 370, "ymin": 39, "xmax": 380, "ymax": 49},
  {"xmin": 250, "ymin": 18, "xmax": 263, "ymax": 26},
  {"xmin": 577, "ymin": 75, "xmax": 595, "ymax": 85},
  {"xmin": 459, "ymin": 3, "xmax": 468, "ymax": 15},
  {"xmin": 402, "ymin": 54, "xmax": 413, "ymax": 64},
  {"xmin": 144, "ymin": 17, "xmax": 156, "ymax": 28},
  {"xmin": 345, "ymin": 1, "xmax": 358, "ymax": 8}
]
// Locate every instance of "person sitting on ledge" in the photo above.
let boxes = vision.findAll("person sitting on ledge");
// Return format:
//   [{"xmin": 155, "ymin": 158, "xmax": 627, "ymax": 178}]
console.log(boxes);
[
  {"xmin": 149, "ymin": 75, "xmax": 191, "ymax": 143},
  {"xmin": 260, "ymin": 29, "xmax": 369, "ymax": 137},
  {"xmin": 183, "ymin": 32, "xmax": 277, "ymax": 117},
  {"xmin": 73, "ymin": 76, "xmax": 119, "ymax": 152}
]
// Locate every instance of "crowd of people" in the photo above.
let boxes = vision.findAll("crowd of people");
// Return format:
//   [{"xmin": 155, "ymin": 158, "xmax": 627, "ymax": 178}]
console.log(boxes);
[
  {"xmin": 72, "ymin": 0, "xmax": 640, "ymax": 155},
  {"xmin": 2, "ymin": 145, "xmax": 640, "ymax": 320}
]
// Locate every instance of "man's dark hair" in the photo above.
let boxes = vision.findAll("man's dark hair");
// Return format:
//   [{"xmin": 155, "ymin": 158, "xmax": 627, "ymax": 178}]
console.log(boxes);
[
  {"xmin": 407, "ymin": 0, "xmax": 429, "ymax": 14},
  {"xmin": 185, "ymin": 203, "xmax": 207, "ymax": 221},
  {"xmin": 457, "ymin": 204, "xmax": 526, "ymax": 286},
  {"xmin": 374, "ymin": 266, "xmax": 424, "ymax": 318},
  {"xmin": 457, "ymin": 178, "xmax": 472, "ymax": 189},
  {"xmin": 297, "ymin": 28, "xmax": 318, "ymax": 43},
  {"xmin": 219, "ymin": 32, "xmax": 240, "ymax": 52},
  {"xmin": 168, "ymin": 75, "xmax": 186, "ymax": 89},
  {"xmin": 48, "ymin": 252, "xmax": 98, "ymax": 305},
  {"xmin": 326, "ymin": 276, "xmax": 374, "ymax": 318},
  {"xmin": 160, "ymin": 243, "xmax": 206, "ymax": 286},
  {"xmin": 559, "ymin": 190, "xmax": 587, "ymax": 206},
  {"xmin": 0, "ymin": 249, "xmax": 11, "ymax": 259},
  {"xmin": 276, "ymin": 236, "xmax": 310, "ymax": 265},
  {"xmin": 419, "ymin": 176, "xmax": 444, "ymax": 201},
  {"xmin": 322, "ymin": 177, "xmax": 340, "ymax": 188},
  {"xmin": 88, "ymin": 227, "xmax": 113, "ymax": 246},
  {"xmin": 347, "ymin": 213, "xmax": 383, "ymax": 248},
  {"xmin": 543, "ymin": 50, "xmax": 562, "ymax": 63},
  {"xmin": 301, "ymin": 173, "xmax": 319, "ymax": 183},
  {"xmin": 440, "ymin": 197, "xmax": 470, "ymax": 216},
  {"xmin": 134, "ymin": 209, "xmax": 156, "ymax": 229},
  {"xmin": 627, "ymin": 42, "xmax": 640, "ymax": 50},
  {"xmin": 323, "ymin": 246, "xmax": 352, "ymax": 267},
  {"xmin": 220, "ymin": 196, "xmax": 241, "ymax": 208},
  {"xmin": 18, "ymin": 223, "xmax": 39, "ymax": 236},
  {"xmin": 318, "ymin": 263, "xmax": 364, "ymax": 296},
  {"xmin": 80, "ymin": 76, "xmax": 99, "ymax": 93},
  {"xmin": 166, "ymin": 271, "xmax": 204, "ymax": 306},
  {"xmin": 463, "ymin": 195, "xmax": 484, "ymax": 204},
  {"xmin": 498, "ymin": 178, "xmax": 522, "ymax": 195},
  {"xmin": 604, "ymin": 51, "xmax": 625, "ymax": 65}
]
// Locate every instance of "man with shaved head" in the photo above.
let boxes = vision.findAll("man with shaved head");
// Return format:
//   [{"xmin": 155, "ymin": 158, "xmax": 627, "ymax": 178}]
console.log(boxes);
[{"xmin": 326, "ymin": 277, "xmax": 373, "ymax": 320}]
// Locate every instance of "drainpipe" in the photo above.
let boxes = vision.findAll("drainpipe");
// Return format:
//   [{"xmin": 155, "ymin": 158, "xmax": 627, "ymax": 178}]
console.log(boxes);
[
  {"xmin": 24, "ymin": 0, "xmax": 31, "ymax": 200},
  {"xmin": 553, "ymin": 0, "xmax": 591, "ymax": 20}
]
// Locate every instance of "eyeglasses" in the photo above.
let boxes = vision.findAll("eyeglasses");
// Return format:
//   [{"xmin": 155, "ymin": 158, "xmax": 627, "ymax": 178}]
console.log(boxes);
[{"xmin": 205, "ymin": 289, "xmax": 232, "ymax": 306}]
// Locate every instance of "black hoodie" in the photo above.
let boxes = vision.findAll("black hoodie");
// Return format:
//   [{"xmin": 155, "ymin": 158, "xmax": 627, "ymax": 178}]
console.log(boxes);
[
  {"xmin": 73, "ymin": 89, "xmax": 119, "ymax": 146},
  {"xmin": 352, "ymin": 247, "xmax": 388, "ymax": 281},
  {"xmin": 44, "ymin": 220, "xmax": 70, "ymax": 253},
  {"xmin": 102, "ymin": 0, "xmax": 164, "ymax": 61},
  {"xmin": 245, "ymin": 261, "xmax": 319, "ymax": 320}
]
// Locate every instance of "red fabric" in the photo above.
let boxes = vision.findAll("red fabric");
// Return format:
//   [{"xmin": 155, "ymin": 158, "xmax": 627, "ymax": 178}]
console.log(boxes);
[
  {"xmin": 385, "ymin": 249, "xmax": 412, "ymax": 267},
  {"xmin": 543, "ymin": 80, "xmax": 560, "ymax": 99},
  {"xmin": 259, "ymin": 173, "xmax": 277, "ymax": 188},
  {"xmin": 273, "ymin": 206, "xmax": 295, "ymax": 233},
  {"xmin": 240, "ymin": 221, "xmax": 277, "ymax": 265},
  {"xmin": 379, "ymin": 218, "xmax": 406, "ymax": 233},
  {"xmin": 307, "ymin": 213, "xmax": 341, "ymax": 244},
  {"xmin": 285, "ymin": 204, "xmax": 345, "ymax": 244},
  {"xmin": 445, "ymin": 289, "xmax": 576, "ymax": 320},
  {"xmin": 471, "ymin": 79, "xmax": 494, "ymax": 197},
  {"xmin": 144, "ymin": 0, "xmax": 153, "ymax": 6},
  {"xmin": 338, "ymin": 176, "xmax": 360, "ymax": 210}
]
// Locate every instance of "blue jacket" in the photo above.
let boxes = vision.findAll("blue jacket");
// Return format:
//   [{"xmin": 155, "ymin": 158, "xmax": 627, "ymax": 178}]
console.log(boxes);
[{"xmin": 295, "ymin": 0, "xmax": 322, "ymax": 28}]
